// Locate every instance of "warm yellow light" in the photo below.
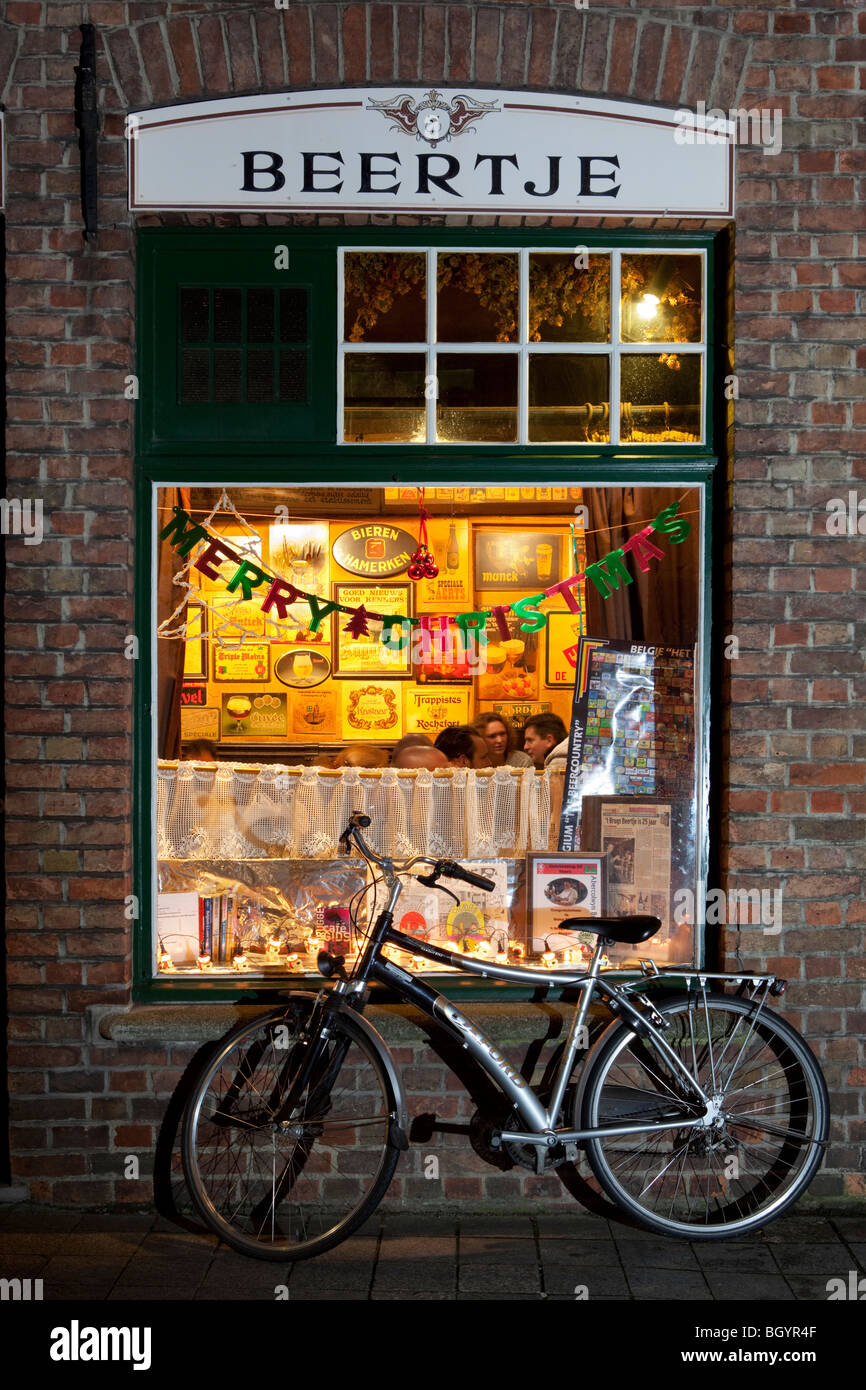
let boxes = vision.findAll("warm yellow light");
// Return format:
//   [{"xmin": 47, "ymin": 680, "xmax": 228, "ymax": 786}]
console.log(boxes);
[{"xmin": 635, "ymin": 292, "xmax": 660, "ymax": 321}]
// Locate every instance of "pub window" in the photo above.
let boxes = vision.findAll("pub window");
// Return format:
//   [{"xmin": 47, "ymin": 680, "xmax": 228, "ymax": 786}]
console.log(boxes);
[
  {"xmin": 149, "ymin": 482, "xmax": 704, "ymax": 992},
  {"xmin": 340, "ymin": 249, "xmax": 705, "ymax": 446},
  {"xmin": 137, "ymin": 228, "xmax": 717, "ymax": 999}
]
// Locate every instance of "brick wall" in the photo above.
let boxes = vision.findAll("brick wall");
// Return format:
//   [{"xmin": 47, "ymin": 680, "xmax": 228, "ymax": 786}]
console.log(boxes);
[{"xmin": 2, "ymin": 1, "xmax": 863, "ymax": 1205}]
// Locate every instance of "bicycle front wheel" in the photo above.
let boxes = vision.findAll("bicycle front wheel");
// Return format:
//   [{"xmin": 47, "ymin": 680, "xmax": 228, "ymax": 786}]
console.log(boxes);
[
  {"xmin": 182, "ymin": 1001, "xmax": 402, "ymax": 1261},
  {"xmin": 579, "ymin": 992, "xmax": 829, "ymax": 1239}
]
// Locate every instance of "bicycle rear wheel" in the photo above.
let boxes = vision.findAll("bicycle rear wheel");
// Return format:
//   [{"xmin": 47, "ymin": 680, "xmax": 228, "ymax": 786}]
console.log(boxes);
[
  {"xmin": 182, "ymin": 1000, "xmax": 401, "ymax": 1261},
  {"xmin": 579, "ymin": 993, "xmax": 828, "ymax": 1239}
]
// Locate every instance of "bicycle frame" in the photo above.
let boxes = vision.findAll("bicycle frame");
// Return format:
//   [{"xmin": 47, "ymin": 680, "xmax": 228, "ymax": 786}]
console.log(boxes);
[{"xmin": 328, "ymin": 830, "xmax": 784, "ymax": 1157}]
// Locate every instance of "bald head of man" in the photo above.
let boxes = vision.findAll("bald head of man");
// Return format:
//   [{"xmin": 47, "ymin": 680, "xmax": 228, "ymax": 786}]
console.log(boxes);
[{"xmin": 391, "ymin": 743, "xmax": 448, "ymax": 770}]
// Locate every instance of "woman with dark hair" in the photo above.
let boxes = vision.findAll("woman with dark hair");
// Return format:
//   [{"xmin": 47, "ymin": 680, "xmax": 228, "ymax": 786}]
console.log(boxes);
[{"xmin": 472, "ymin": 712, "xmax": 533, "ymax": 768}]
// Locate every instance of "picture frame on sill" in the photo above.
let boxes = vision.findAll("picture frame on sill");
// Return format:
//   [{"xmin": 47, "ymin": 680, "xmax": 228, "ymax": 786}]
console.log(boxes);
[
  {"xmin": 526, "ymin": 850, "xmax": 607, "ymax": 956},
  {"xmin": 332, "ymin": 582, "xmax": 414, "ymax": 678}
]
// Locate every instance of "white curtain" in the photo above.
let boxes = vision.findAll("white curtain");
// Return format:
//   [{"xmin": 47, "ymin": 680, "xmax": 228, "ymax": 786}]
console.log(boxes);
[{"xmin": 157, "ymin": 763, "xmax": 555, "ymax": 861}]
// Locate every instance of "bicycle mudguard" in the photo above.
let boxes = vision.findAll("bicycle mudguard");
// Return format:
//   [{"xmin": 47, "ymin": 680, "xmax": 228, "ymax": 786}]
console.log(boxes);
[
  {"xmin": 331, "ymin": 998, "xmax": 410, "ymax": 1140},
  {"xmin": 273, "ymin": 991, "xmax": 410, "ymax": 1140}
]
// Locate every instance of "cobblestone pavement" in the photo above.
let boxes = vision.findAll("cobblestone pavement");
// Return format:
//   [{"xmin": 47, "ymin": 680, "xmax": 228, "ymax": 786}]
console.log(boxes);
[{"xmin": 1, "ymin": 1206, "xmax": 864, "ymax": 1301}]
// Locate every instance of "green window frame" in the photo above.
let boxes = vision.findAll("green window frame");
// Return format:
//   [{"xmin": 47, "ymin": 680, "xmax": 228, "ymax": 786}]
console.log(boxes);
[{"xmin": 134, "ymin": 227, "xmax": 722, "ymax": 1003}]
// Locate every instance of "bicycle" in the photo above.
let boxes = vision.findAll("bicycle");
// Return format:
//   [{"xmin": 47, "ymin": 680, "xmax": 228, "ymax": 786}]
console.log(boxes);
[{"xmin": 181, "ymin": 812, "xmax": 829, "ymax": 1260}]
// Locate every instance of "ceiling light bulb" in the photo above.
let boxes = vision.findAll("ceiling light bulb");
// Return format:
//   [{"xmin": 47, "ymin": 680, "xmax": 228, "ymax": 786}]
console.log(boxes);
[{"xmin": 635, "ymin": 292, "xmax": 661, "ymax": 321}]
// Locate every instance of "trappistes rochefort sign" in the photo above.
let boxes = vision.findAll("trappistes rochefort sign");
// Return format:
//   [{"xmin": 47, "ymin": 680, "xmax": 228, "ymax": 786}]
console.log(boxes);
[{"xmin": 128, "ymin": 89, "xmax": 734, "ymax": 218}]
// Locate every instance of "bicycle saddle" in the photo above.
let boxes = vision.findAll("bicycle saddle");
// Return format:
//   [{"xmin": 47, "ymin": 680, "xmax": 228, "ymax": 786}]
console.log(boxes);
[{"xmin": 558, "ymin": 915, "xmax": 662, "ymax": 944}]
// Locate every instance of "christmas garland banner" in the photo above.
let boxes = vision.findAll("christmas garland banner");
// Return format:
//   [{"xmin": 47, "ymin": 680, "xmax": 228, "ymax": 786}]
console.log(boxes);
[{"xmin": 159, "ymin": 502, "xmax": 691, "ymax": 651}]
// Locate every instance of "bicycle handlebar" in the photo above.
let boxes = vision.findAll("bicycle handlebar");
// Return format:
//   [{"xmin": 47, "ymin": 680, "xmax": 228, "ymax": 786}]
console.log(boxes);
[{"xmin": 340, "ymin": 815, "xmax": 494, "ymax": 891}]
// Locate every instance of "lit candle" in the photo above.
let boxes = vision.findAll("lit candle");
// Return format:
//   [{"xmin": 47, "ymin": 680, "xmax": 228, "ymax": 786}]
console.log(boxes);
[
  {"xmin": 541, "ymin": 952, "xmax": 557, "ymax": 969},
  {"xmin": 158, "ymin": 948, "xmax": 176, "ymax": 973},
  {"xmin": 196, "ymin": 953, "xmax": 212, "ymax": 971},
  {"xmin": 232, "ymin": 952, "xmax": 248, "ymax": 972}
]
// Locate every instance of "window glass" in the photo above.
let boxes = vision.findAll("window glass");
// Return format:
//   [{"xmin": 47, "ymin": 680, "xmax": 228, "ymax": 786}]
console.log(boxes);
[
  {"xmin": 152, "ymin": 483, "xmax": 703, "ymax": 985},
  {"xmin": 528, "ymin": 253, "xmax": 610, "ymax": 343}
]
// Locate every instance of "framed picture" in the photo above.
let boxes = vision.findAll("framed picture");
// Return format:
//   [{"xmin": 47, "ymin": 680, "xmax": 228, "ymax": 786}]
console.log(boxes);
[
  {"xmin": 581, "ymin": 796, "xmax": 674, "ymax": 940},
  {"xmin": 332, "ymin": 582, "xmax": 414, "ymax": 678},
  {"xmin": 474, "ymin": 528, "xmax": 563, "ymax": 591},
  {"xmin": 526, "ymin": 851, "xmax": 607, "ymax": 955},
  {"xmin": 182, "ymin": 600, "xmax": 207, "ymax": 679},
  {"xmin": 544, "ymin": 610, "xmax": 586, "ymax": 688},
  {"xmin": 340, "ymin": 681, "xmax": 403, "ymax": 741},
  {"xmin": 212, "ymin": 642, "xmax": 270, "ymax": 683},
  {"xmin": 418, "ymin": 615, "xmax": 473, "ymax": 684},
  {"xmin": 268, "ymin": 521, "xmax": 329, "ymax": 597},
  {"xmin": 220, "ymin": 691, "xmax": 287, "ymax": 739}
]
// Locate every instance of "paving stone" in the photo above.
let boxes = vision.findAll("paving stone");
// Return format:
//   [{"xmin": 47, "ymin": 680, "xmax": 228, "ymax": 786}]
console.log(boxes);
[
  {"xmin": 0, "ymin": 1252, "xmax": 49, "ymax": 1276},
  {"xmin": 0, "ymin": 1208, "xmax": 80, "ymax": 1232},
  {"xmin": 0, "ymin": 1232, "xmax": 71, "ymax": 1255},
  {"xmin": 457, "ymin": 1215, "xmax": 534, "ymax": 1237},
  {"xmin": 831, "ymin": 1218, "xmax": 866, "ymax": 1241},
  {"xmin": 542, "ymin": 1263, "xmax": 630, "ymax": 1298},
  {"xmin": 41, "ymin": 1256, "xmax": 129, "ymax": 1286},
  {"xmin": 459, "ymin": 1236, "xmax": 540, "ymax": 1263},
  {"xmin": 72, "ymin": 1213, "xmax": 157, "ymax": 1233},
  {"xmin": 373, "ymin": 1259, "xmax": 456, "ymax": 1292},
  {"xmin": 625, "ymin": 1268, "xmax": 713, "ymax": 1300},
  {"xmin": 458, "ymin": 1264, "xmax": 541, "ymax": 1293},
  {"xmin": 615, "ymin": 1238, "xmax": 701, "ymax": 1270},
  {"xmin": 457, "ymin": 1292, "xmax": 541, "ymax": 1300},
  {"xmin": 692, "ymin": 1242, "xmax": 781, "ymax": 1274},
  {"xmin": 48, "ymin": 1233, "xmax": 149, "ymax": 1258},
  {"xmin": 45, "ymin": 1283, "xmax": 122, "ymax": 1301},
  {"xmin": 286, "ymin": 1290, "xmax": 368, "ymax": 1300},
  {"xmin": 108, "ymin": 1286, "xmax": 191, "ymax": 1301},
  {"xmin": 378, "ymin": 1235, "xmax": 457, "ymax": 1260},
  {"xmin": 759, "ymin": 1215, "xmax": 837, "ymax": 1241},
  {"xmin": 535, "ymin": 1214, "xmax": 614, "ymax": 1238},
  {"xmin": 289, "ymin": 1260, "xmax": 374, "ymax": 1292},
  {"xmin": 768, "ymin": 1242, "xmax": 852, "ymax": 1275},
  {"xmin": 785, "ymin": 1273, "xmax": 846, "ymax": 1300},
  {"xmin": 371, "ymin": 1291, "xmax": 452, "ymax": 1300},
  {"xmin": 701, "ymin": 1272, "xmax": 796, "ymax": 1301},
  {"xmin": 539, "ymin": 1239, "xmax": 622, "ymax": 1267},
  {"xmin": 378, "ymin": 1213, "xmax": 455, "ymax": 1236}
]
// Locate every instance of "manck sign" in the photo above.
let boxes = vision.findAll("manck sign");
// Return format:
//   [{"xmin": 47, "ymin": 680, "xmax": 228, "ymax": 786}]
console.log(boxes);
[{"xmin": 128, "ymin": 88, "xmax": 735, "ymax": 218}]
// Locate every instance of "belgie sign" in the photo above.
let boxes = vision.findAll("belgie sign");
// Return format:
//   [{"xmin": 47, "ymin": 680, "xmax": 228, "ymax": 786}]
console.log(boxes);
[{"xmin": 128, "ymin": 88, "xmax": 734, "ymax": 218}]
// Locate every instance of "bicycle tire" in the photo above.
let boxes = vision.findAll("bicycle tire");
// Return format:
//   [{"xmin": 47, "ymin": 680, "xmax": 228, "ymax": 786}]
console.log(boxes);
[
  {"xmin": 578, "ymin": 992, "xmax": 829, "ymax": 1240},
  {"xmin": 182, "ymin": 1000, "xmax": 402, "ymax": 1261}
]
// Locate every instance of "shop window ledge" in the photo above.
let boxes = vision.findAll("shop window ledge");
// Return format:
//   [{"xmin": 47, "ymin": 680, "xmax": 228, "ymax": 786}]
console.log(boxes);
[{"xmin": 98, "ymin": 1000, "xmax": 603, "ymax": 1047}]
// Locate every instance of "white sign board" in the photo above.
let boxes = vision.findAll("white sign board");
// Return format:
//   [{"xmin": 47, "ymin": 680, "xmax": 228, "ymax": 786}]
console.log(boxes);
[{"xmin": 128, "ymin": 88, "xmax": 734, "ymax": 218}]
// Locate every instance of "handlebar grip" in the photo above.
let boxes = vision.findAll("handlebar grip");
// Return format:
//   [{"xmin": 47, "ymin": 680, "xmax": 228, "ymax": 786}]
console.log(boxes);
[
  {"xmin": 440, "ymin": 860, "xmax": 496, "ymax": 892},
  {"xmin": 349, "ymin": 812, "xmax": 371, "ymax": 829}
]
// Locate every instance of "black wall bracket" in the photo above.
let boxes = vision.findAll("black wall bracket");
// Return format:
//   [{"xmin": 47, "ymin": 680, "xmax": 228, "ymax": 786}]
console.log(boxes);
[{"xmin": 74, "ymin": 23, "xmax": 98, "ymax": 239}]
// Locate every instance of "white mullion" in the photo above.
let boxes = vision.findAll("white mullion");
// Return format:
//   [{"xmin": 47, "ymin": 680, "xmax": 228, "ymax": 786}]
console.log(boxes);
[
  {"xmin": 518, "ymin": 248, "xmax": 529, "ymax": 446},
  {"xmin": 427, "ymin": 247, "xmax": 437, "ymax": 443},
  {"xmin": 610, "ymin": 249, "xmax": 621, "ymax": 446}
]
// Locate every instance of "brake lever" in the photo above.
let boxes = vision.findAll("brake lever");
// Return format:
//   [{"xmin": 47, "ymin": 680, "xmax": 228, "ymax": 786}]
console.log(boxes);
[{"xmin": 413, "ymin": 872, "xmax": 459, "ymax": 907}]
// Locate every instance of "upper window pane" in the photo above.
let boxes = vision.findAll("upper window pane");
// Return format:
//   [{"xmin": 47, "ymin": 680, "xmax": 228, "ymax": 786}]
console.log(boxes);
[
  {"xmin": 620, "ymin": 254, "xmax": 703, "ymax": 344},
  {"xmin": 437, "ymin": 253, "xmax": 519, "ymax": 342},
  {"xmin": 344, "ymin": 252, "xmax": 426, "ymax": 342},
  {"xmin": 529, "ymin": 253, "xmax": 610, "ymax": 343}
]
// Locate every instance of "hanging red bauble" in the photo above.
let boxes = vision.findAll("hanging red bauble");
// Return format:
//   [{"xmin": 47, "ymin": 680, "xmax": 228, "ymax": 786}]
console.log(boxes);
[{"xmin": 408, "ymin": 487, "xmax": 437, "ymax": 584}]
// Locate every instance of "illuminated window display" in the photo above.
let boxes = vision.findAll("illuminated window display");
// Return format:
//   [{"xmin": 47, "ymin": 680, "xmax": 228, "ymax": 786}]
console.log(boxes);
[{"xmin": 151, "ymin": 483, "xmax": 703, "ymax": 986}]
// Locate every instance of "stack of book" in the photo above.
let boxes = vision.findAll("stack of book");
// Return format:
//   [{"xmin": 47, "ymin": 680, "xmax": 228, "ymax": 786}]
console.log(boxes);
[{"xmin": 199, "ymin": 894, "xmax": 240, "ymax": 964}]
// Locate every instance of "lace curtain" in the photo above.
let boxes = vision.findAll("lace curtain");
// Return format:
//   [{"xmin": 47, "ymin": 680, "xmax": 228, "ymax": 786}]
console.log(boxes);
[{"xmin": 157, "ymin": 763, "xmax": 554, "ymax": 861}]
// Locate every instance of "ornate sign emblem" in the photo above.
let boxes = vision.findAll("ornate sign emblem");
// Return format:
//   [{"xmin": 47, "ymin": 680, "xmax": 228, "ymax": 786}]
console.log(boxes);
[{"xmin": 367, "ymin": 90, "xmax": 499, "ymax": 147}]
